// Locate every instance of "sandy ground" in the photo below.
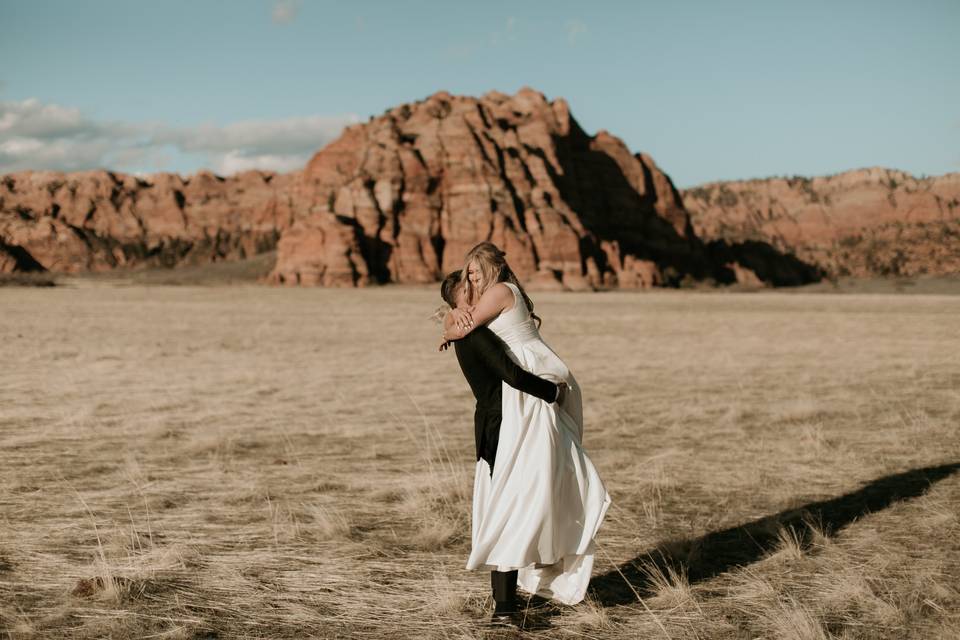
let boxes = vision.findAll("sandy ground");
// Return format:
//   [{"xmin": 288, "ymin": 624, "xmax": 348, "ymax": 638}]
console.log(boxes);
[{"xmin": 1, "ymin": 284, "xmax": 958, "ymax": 639}]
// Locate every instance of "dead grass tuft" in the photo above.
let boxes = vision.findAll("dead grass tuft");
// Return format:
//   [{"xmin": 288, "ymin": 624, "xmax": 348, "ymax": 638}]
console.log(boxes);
[
  {"xmin": 771, "ymin": 525, "xmax": 806, "ymax": 562},
  {"xmin": 566, "ymin": 592, "xmax": 613, "ymax": 630},
  {"xmin": 758, "ymin": 596, "xmax": 830, "ymax": 640},
  {"xmin": 640, "ymin": 558, "xmax": 699, "ymax": 612}
]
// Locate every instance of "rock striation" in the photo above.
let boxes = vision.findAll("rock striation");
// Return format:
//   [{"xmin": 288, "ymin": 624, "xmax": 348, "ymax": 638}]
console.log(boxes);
[
  {"xmin": 1, "ymin": 88, "xmax": 821, "ymax": 288},
  {"xmin": 682, "ymin": 168, "xmax": 960, "ymax": 279},
  {"xmin": 0, "ymin": 169, "xmax": 291, "ymax": 274},
  {"xmin": 269, "ymin": 88, "xmax": 815, "ymax": 288}
]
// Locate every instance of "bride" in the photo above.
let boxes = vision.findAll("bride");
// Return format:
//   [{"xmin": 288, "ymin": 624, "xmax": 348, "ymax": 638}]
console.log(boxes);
[{"xmin": 442, "ymin": 241, "xmax": 611, "ymax": 612}]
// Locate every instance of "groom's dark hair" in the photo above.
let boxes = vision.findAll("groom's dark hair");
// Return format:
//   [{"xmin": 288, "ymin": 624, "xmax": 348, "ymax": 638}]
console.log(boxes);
[{"xmin": 440, "ymin": 270, "xmax": 463, "ymax": 306}]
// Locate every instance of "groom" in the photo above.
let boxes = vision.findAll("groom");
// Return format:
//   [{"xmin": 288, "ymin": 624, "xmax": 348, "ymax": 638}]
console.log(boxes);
[{"xmin": 439, "ymin": 270, "xmax": 566, "ymax": 623}]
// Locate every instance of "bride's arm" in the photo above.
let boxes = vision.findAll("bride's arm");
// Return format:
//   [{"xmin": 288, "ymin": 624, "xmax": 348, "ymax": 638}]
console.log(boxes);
[{"xmin": 442, "ymin": 283, "xmax": 513, "ymax": 341}]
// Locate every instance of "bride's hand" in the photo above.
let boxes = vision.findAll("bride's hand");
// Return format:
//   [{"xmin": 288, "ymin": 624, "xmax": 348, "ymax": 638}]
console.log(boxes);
[{"xmin": 449, "ymin": 308, "xmax": 474, "ymax": 332}]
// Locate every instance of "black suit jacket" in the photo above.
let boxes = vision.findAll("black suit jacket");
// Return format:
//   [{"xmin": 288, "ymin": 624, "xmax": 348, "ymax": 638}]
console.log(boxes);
[{"xmin": 454, "ymin": 327, "xmax": 558, "ymax": 474}]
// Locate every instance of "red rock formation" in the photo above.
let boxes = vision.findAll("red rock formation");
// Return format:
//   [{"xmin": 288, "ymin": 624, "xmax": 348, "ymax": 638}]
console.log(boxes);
[
  {"xmin": 0, "ymin": 88, "xmax": 819, "ymax": 288},
  {"xmin": 0, "ymin": 169, "xmax": 294, "ymax": 273},
  {"xmin": 273, "ymin": 88, "xmax": 729, "ymax": 289},
  {"xmin": 682, "ymin": 168, "xmax": 960, "ymax": 278}
]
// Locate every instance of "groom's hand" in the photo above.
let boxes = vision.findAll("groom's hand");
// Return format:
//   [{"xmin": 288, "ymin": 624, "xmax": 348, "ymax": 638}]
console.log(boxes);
[{"xmin": 555, "ymin": 382, "xmax": 569, "ymax": 404}]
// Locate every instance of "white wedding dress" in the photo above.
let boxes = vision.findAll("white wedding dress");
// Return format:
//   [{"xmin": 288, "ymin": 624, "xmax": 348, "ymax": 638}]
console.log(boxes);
[{"xmin": 465, "ymin": 282, "xmax": 611, "ymax": 605}]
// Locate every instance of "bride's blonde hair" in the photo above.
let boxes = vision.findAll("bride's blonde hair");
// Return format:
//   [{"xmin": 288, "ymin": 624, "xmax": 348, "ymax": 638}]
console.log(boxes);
[{"xmin": 462, "ymin": 242, "xmax": 541, "ymax": 327}]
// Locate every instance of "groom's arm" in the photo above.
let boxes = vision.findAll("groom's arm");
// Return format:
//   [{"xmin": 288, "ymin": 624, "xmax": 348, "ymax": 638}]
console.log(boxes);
[{"xmin": 469, "ymin": 329, "xmax": 559, "ymax": 403}]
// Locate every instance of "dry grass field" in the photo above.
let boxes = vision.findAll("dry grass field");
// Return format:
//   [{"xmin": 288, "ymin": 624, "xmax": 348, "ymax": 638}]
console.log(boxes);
[{"xmin": 1, "ymin": 282, "xmax": 958, "ymax": 639}]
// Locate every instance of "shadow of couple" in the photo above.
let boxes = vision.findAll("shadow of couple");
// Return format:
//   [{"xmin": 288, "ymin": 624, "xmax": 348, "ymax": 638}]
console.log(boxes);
[{"xmin": 513, "ymin": 462, "xmax": 959, "ymax": 628}]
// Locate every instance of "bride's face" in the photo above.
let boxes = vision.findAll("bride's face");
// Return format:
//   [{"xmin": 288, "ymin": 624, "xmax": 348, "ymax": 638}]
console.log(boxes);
[{"xmin": 467, "ymin": 260, "xmax": 484, "ymax": 291}]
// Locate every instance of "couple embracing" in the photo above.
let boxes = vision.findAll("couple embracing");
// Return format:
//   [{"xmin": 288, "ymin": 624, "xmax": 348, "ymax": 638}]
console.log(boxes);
[{"xmin": 437, "ymin": 241, "xmax": 611, "ymax": 625}]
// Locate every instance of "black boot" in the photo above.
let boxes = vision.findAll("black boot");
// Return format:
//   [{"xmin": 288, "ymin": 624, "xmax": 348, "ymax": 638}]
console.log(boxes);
[{"xmin": 490, "ymin": 570, "xmax": 518, "ymax": 624}]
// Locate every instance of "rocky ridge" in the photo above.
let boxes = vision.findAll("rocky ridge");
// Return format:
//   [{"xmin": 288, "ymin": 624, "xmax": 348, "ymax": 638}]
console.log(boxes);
[
  {"xmin": 1, "ymin": 88, "xmax": 824, "ymax": 288},
  {"xmin": 0, "ymin": 169, "xmax": 292, "ymax": 274},
  {"xmin": 276, "ymin": 87, "xmax": 746, "ymax": 289},
  {"xmin": 682, "ymin": 168, "xmax": 960, "ymax": 279}
]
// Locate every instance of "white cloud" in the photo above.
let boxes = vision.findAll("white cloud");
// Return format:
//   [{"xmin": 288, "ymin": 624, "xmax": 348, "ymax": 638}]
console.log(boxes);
[
  {"xmin": 272, "ymin": 0, "xmax": 301, "ymax": 25},
  {"xmin": 0, "ymin": 97, "xmax": 358, "ymax": 175},
  {"xmin": 152, "ymin": 114, "xmax": 355, "ymax": 156},
  {"xmin": 1, "ymin": 137, "xmax": 126, "ymax": 173},
  {"xmin": 490, "ymin": 16, "xmax": 518, "ymax": 47},
  {"xmin": 0, "ymin": 97, "xmax": 136, "ymax": 140},
  {"xmin": 213, "ymin": 150, "xmax": 311, "ymax": 175},
  {"xmin": 565, "ymin": 19, "xmax": 588, "ymax": 46}
]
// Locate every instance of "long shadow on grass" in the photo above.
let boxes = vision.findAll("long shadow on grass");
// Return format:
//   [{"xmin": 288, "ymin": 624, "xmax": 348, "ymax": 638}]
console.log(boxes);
[{"xmin": 586, "ymin": 462, "xmax": 960, "ymax": 607}]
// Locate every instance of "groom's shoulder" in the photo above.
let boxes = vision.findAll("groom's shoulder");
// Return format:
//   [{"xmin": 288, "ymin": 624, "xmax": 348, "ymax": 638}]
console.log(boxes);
[
  {"xmin": 468, "ymin": 326, "xmax": 498, "ymax": 342},
  {"xmin": 457, "ymin": 326, "xmax": 496, "ymax": 349}
]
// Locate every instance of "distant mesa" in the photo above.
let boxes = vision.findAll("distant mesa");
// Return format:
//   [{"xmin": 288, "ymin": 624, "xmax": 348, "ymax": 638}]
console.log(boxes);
[
  {"xmin": 2, "ymin": 89, "xmax": 956, "ymax": 288},
  {"xmin": 682, "ymin": 169, "xmax": 960, "ymax": 280}
]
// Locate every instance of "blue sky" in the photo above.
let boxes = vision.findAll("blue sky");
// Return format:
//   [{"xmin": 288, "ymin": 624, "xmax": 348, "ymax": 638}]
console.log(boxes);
[{"xmin": 1, "ymin": 0, "xmax": 957, "ymax": 186}]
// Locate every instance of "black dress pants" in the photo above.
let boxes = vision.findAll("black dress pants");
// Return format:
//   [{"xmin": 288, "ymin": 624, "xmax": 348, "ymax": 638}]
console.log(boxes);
[{"xmin": 491, "ymin": 569, "xmax": 518, "ymax": 614}]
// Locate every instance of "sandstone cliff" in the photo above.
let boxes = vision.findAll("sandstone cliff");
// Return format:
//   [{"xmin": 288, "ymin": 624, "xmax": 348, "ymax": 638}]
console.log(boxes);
[
  {"xmin": 278, "ymin": 88, "xmax": 719, "ymax": 289},
  {"xmin": 682, "ymin": 168, "xmax": 960, "ymax": 279},
  {"xmin": 266, "ymin": 88, "xmax": 817, "ymax": 288},
  {"xmin": 0, "ymin": 169, "xmax": 292, "ymax": 274},
  {"xmin": 0, "ymin": 88, "xmax": 819, "ymax": 288}
]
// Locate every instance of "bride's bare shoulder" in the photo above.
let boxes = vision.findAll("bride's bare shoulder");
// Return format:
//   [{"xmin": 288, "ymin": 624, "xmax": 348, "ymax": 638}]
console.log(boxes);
[
  {"xmin": 486, "ymin": 281, "xmax": 512, "ymax": 295},
  {"xmin": 483, "ymin": 282, "xmax": 517, "ymax": 310},
  {"xmin": 474, "ymin": 282, "xmax": 515, "ymax": 316},
  {"xmin": 483, "ymin": 282, "xmax": 513, "ymax": 301}
]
